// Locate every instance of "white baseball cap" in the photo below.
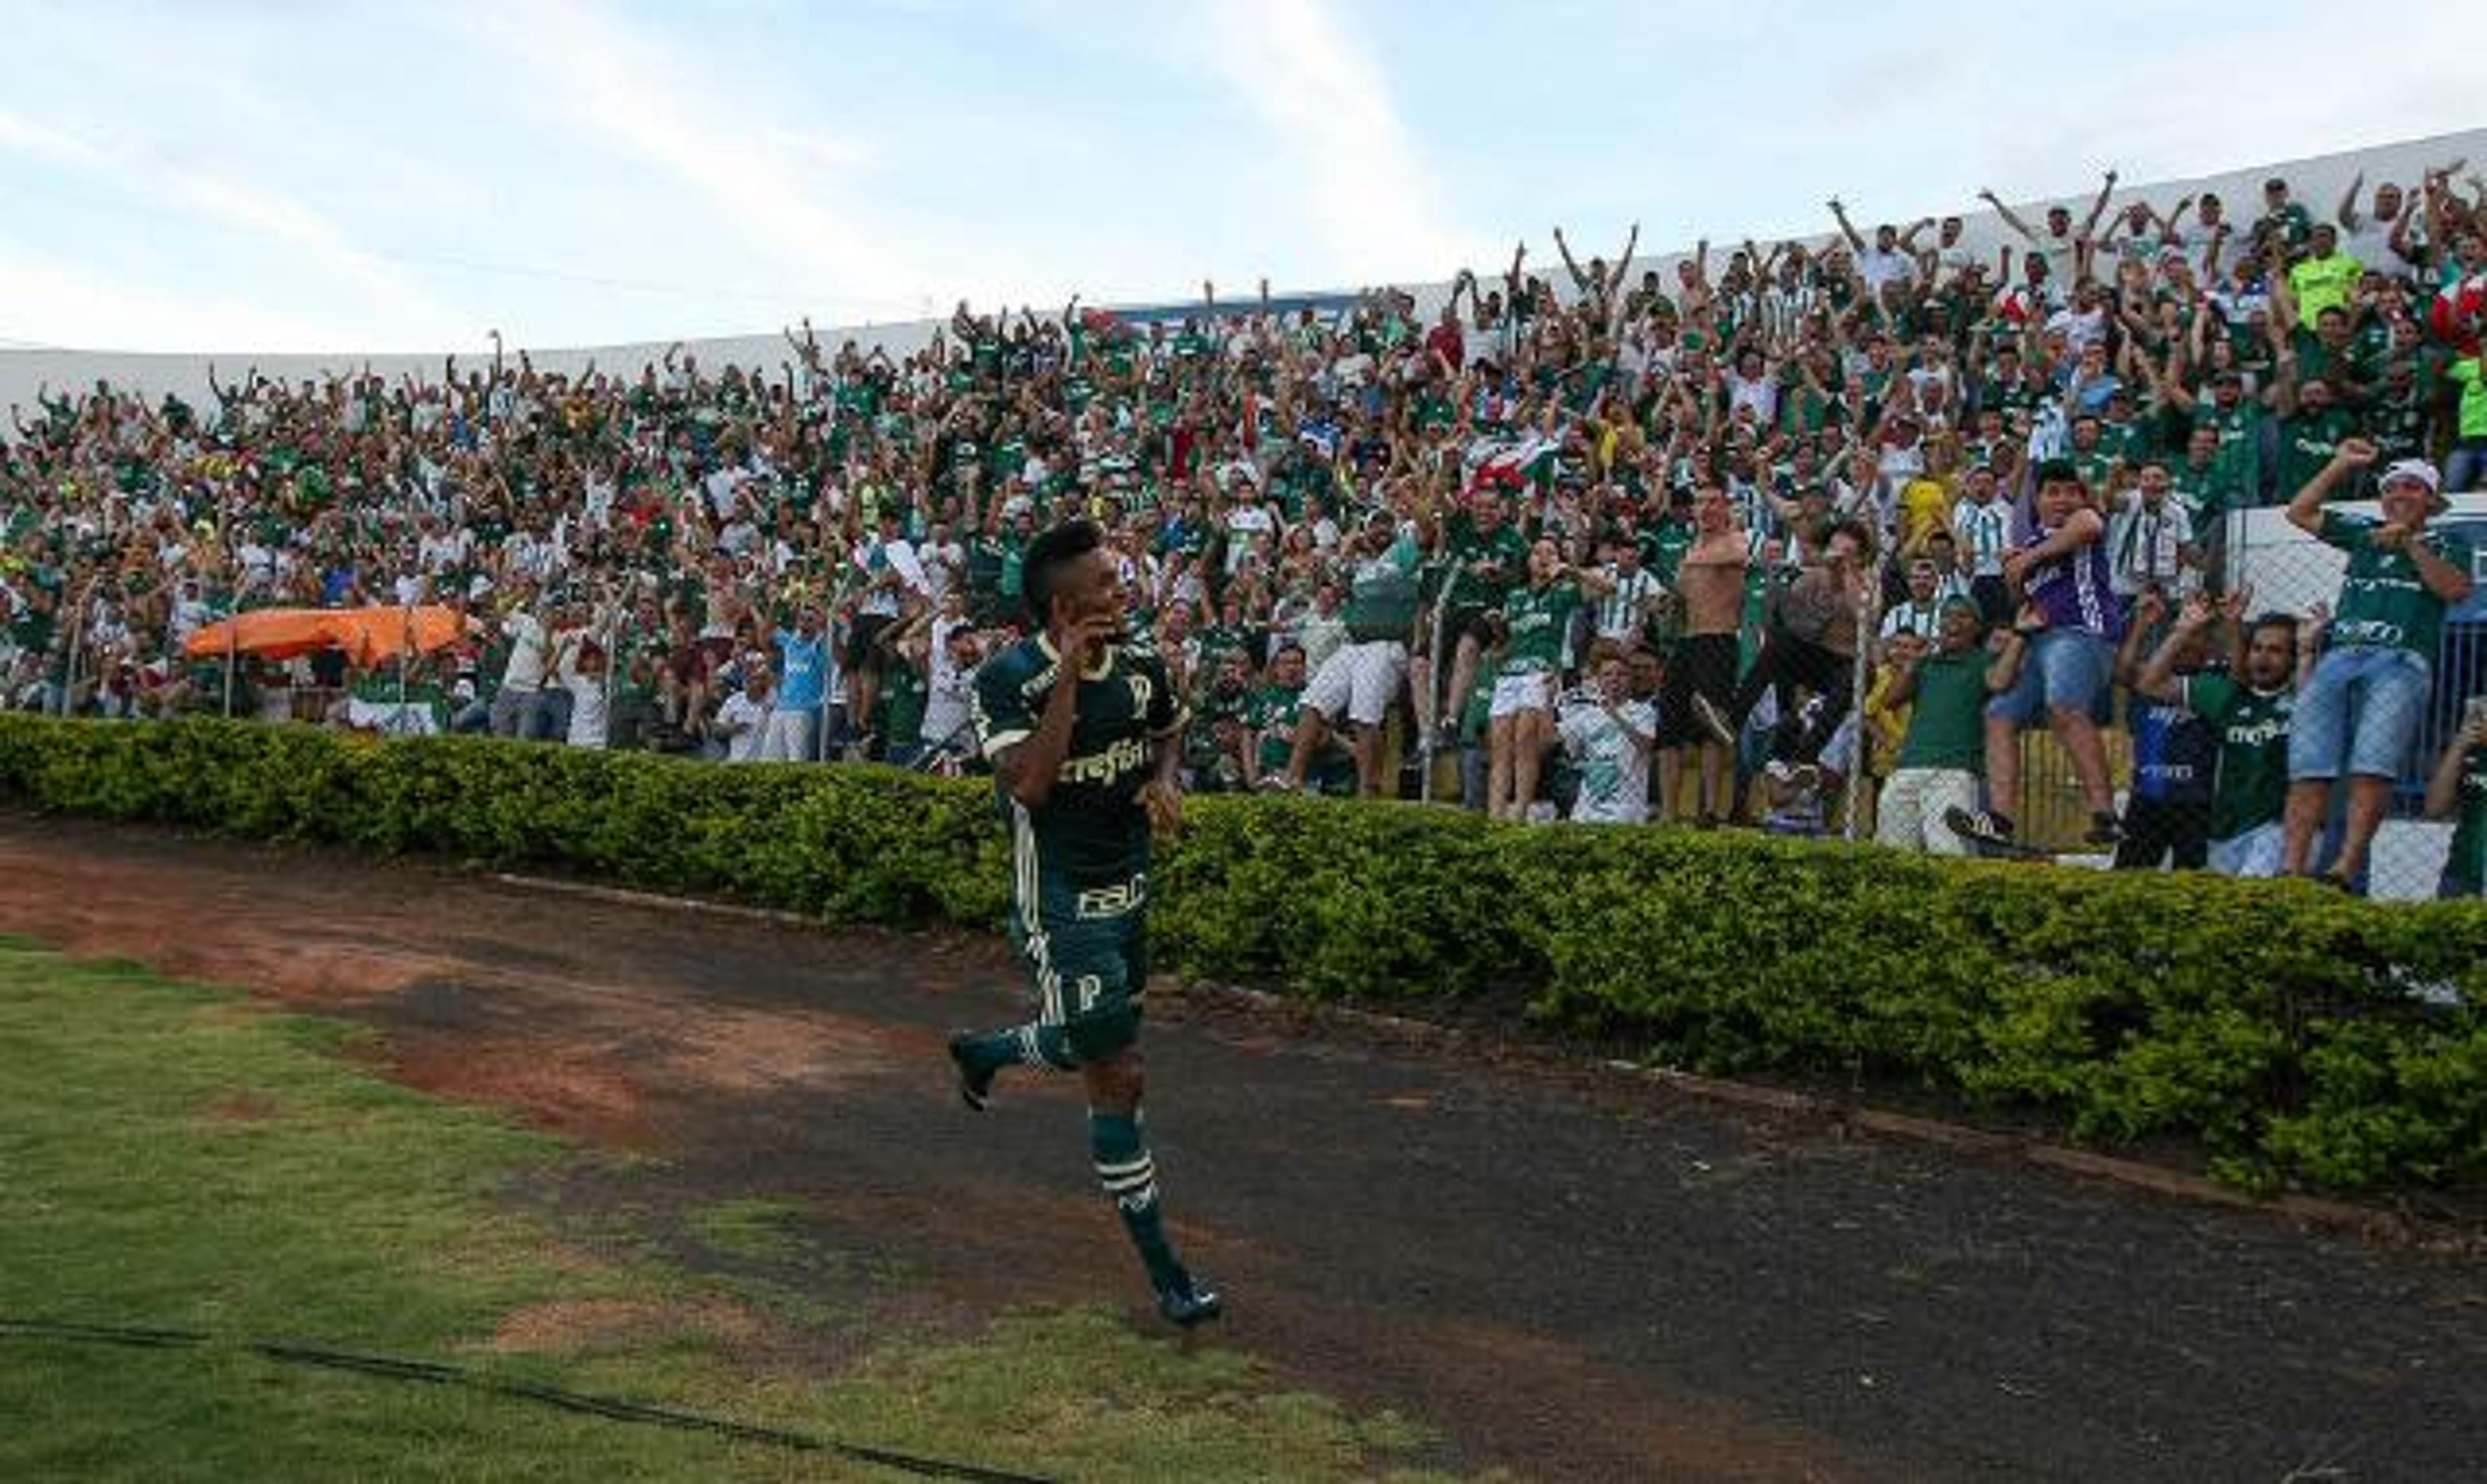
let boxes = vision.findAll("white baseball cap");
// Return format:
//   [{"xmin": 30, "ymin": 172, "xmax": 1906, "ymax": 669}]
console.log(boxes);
[{"xmin": 2379, "ymin": 457, "xmax": 2440, "ymax": 493}]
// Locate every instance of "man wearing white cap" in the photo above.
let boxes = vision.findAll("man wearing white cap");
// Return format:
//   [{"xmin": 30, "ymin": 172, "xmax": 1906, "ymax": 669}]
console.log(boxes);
[{"xmin": 2280, "ymin": 441, "xmax": 2477, "ymax": 889}]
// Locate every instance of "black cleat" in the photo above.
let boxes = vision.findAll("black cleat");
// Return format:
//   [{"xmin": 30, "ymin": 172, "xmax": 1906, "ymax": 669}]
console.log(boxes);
[
  {"xmin": 1944, "ymin": 805, "xmax": 2017, "ymax": 849},
  {"xmin": 948, "ymin": 1035, "xmax": 994, "ymax": 1112},
  {"xmin": 1155, "ymin": 1270, "xmax": 1223, "ymax": 1329}
]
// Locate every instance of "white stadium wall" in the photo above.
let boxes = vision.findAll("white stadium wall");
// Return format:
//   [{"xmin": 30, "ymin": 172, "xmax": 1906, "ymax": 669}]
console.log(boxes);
[{"xmin": 4, "ymin": 127, "xmax": 2483, "ymax": 417}]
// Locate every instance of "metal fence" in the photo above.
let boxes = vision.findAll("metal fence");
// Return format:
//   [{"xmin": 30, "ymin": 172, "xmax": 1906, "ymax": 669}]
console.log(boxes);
[{"xmin": 2006, "ymin": 497, "xmax": 2487, "ymax": 900}]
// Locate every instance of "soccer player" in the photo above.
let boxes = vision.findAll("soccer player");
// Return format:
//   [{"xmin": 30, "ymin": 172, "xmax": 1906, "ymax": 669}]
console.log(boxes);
[{"xmin": 949, "ymin": 519, "xmax": 1222, "ymax": 1329}]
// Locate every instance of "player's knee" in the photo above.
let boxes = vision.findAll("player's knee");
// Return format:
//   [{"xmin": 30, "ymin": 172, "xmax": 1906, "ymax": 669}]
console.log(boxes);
[
  {"xmin": 1082, "ymin": 1041, "xmax": 1146, "ymax": 1108},
  {"xmin": 1064, "ymin": 1000, "xmax": 1142, "ymax": 1066}
]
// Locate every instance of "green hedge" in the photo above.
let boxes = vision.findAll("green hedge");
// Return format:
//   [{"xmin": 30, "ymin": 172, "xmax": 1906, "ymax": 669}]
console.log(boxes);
[{"xmin": 5, "ymin": 715, "xmax": 2483, "ymax": 1193}]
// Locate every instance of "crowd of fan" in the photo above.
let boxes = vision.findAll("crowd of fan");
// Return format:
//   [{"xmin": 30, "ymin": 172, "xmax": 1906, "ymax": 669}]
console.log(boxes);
[{"xmin": 5, "ymin": 157, "xmax": 2484, "ymax": 885}]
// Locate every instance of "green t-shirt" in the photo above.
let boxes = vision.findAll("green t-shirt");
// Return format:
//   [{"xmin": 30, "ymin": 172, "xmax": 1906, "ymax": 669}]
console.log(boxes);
[
  {"xmin": 1246, "ymin": 682, "xmax": 1354, "ymax": 794},
  {"xmin": 2449, "ymin": 357, "xmax": 2487, "ymax": 442},
  {"xmin": 1195, "ymin": 622, "xmax": 1262, "ymax": 671},
  {"xmin": 1638, "ymin": 519, "xmax": 1695, "ymax": 587},
  {"xmin": 971, "ymin": 636, "xmax": 1179, "ymax": 891},
  {"xmin": 1896, "ymin": 648, "xmax": 1992, "ymax": 772},
  {"xmin": 1498, "ymin": 579, "xmax": 1583, "ymax": 677},
  {"xmin": 2288, "ymin": 253, "xmax": 2363, "ymax": 322},
  {"xmin": 1342, "ymin": 534, "xmax": 1422, "ymax": 640},
  {"xmin": 2292, "ymin": 329, "xmax": 2375, "ymax": 393},
  {"xmin": 2167, "ymin": 457, "xmax": 2238, "ymax": 528},
  {"xmin": 2196, "ymin": 400, "xmax": 2269, "ymax": 505},
  {"xmin": 2275, "ymin": 407, "xmax": 2359, "ymax": 506},
  {"xmin": 878, "ymin": 658, "xmax": 927, "ymax": 748},
  {"xmin": 2442, "ymin": 743, "xmax": 2487, "ymax": 897},
  {"xmin": 1441, "ymin": 514, "xmax": 1529, "ymax": 613},
  {"xmin": 2179, "ymin": 672, "xmax": 2293, "ymax": 841},
  {"xmin": 2317, "ymin": 510, "xmax": 2475, "ymax": 657}
]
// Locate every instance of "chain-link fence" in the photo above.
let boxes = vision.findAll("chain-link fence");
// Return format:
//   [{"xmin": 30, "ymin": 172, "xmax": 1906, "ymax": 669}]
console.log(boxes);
[{"xmin": 1989, "ymin": 495, "xmax": 2487, "ymax": 899}]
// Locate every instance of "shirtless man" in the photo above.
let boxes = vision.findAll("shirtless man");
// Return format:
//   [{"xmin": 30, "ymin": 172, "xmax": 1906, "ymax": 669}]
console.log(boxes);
[{"xmin": 1655, "ymin": 485, "xmax": 1751, "ymax": 823}]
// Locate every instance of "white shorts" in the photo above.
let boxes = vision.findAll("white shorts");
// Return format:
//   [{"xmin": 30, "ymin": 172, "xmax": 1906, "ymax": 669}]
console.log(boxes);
[
  {"xmin": 2209, "ymin": 821, "xmax": 2284, "ymax": 878},
  {"xmin": 1874, "ymin": 767, "xmax": 1979, "ymax": 855},
  {"xmin": 757, "ymin": 708, "xmax": 815, "ymax": 762},
  {"xmin": 1489, "ymin": 671, "xmax": 1557, "ymax": 719},
  {"xmin": 1304, "ymin": 639, "xmax": 1407, "ymax": 727}
]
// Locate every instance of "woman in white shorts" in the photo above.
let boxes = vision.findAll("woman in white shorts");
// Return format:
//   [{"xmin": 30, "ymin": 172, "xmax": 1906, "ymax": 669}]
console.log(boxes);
[{"xmin": 1486, "ymin": 539, "xmax": 1610, "ymax": 820}]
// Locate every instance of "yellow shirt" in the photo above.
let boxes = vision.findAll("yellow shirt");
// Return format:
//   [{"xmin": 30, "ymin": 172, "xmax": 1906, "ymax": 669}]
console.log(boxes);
[{"xmin": 2288, "ymin": 251, "xmax": 2363, "ymax": 322}]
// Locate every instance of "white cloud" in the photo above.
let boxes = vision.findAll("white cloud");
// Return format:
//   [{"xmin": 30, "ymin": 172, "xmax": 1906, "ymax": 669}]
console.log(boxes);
[
  {"xmin": 1196, "ymin": 0, "xmax": 1482, "ymax": 281},
  {"xmin": 0, "ymin": 105, "xmax": 458, "ymax": 350},
  {"xmin": 473, "ymin": 0, "xmax": 919, "ymax": 319},
  {"xmin": 0, "ymin": 108, "xmax": 107, "ymax": 170},
  {"xmin": 0, "ymin": 249, "xmax": 371, "ymax": 354},
  {"xmin": 773, "ymin": 128, "xmax": 875, "ymax": 173}
]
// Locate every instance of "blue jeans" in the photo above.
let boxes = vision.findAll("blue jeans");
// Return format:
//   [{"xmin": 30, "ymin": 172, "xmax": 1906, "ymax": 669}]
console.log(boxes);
[
  {"xmin": 2444, "ymin": 438, "xmax": 2487, "ymax": 496},
  {"xmin": 2289, "ymin": 645, "xmax": 2429, "ymax": 781},
  {"xmin": 1986, "ymin": 629, "xmax": 2114, "ymax": 726}
]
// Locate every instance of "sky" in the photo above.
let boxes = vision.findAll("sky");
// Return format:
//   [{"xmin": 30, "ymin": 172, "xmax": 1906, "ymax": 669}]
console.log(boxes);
[{"xmin": 3, "ymin": 0, "xmax": 2484, "ymax": 355}]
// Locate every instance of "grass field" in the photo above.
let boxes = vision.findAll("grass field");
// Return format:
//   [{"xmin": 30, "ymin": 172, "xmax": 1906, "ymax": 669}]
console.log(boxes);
[{"xmin": 0, "ymin": 939, "xmax": 1483, "ymax": 1483}]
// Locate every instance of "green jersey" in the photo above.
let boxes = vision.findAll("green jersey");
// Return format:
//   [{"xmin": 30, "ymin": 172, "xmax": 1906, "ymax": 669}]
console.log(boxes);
[
  {"xmin": 972, "ymin": 635, "xmax": 1181, "ymax": 895},
  {"xmin": 2449, "ymin": 357, "xmax": 2487, "ymax": 441},
  {"xmin": 2317, "ymin": 510, "xmax": 2474, "ymax": 657},
  {"xmin": 2196, "ymin": 400, "xmax": 2268, "ymax": 505},
  {"xmin": 1498, "ymin": 579, "xmax": 1583, "ymax": 677},
  {"xmin": 2178, "ymin": 673, "xmax": 2293, "ymax": 841},
  {"xmin": 2275, "ymin": 407, "xmax": 2359, "ymax": 506},
  {"xmin": 2441, "ymin": 744, "xmax": 2487, "ymax": 898},
  {"xmin": 1639, "ymin": 518, "xmax": 1695, "ymax": 587},
  {"xmin": 1341, "ymin": 534, "xmax": 1422, "ymax": 641},
  {"xmin": 879, "ymin": 658, "xmax": 928, "ymax": 749},
  {"xmin": 1247, "ymin": 683, "xmax": 1354, "ymax": 794},
  {"xmin": 1441, "ymin": 514, "xmax": 1528, "ymax": 613},
  {"xmin": 1895, "ymin": 649, "xmax": 1992, "ymax": 772}
]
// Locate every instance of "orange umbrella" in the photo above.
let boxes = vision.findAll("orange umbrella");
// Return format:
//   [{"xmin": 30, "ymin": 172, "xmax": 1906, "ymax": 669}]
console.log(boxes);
[{"xmin": 183, "ymin": 606, "xmax": 470, "ymax": 666}]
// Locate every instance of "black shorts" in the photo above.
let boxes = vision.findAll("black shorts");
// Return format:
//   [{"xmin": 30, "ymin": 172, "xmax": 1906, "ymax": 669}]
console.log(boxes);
[
  {"xmin": 1656, "ymin": 633, "xmax": 1740, "ymax": 747},
  {"xmin": 2112, "ymin": 794, "xmax": 2210, "ymax": 871}
]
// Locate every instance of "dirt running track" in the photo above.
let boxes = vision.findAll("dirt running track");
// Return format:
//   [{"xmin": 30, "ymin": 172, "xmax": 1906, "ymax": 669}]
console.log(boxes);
[{"xmin": 4, "ymin": 817, "xmax": 2482, "ymax": 1483}]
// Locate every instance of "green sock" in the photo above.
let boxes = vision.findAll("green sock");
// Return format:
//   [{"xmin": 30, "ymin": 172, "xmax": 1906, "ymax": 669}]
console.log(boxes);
[
  {"xmin": 1090, "ymin": 1110, "xmax": 1182, "ymax": 1292},
  {"xmin": 964, "ymin": 1023, "xmax": 1078, "ymax": 1080}
]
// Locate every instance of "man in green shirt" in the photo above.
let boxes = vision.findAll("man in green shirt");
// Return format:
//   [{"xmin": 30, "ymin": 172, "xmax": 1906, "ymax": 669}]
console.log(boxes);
[
  {"xmin": 949, "ymin": 519, "xmax": 1220, "ymax": 1329},
  {"xmin": 2282, "ymin": 443, "xmax": 2477, "ymax": 889},
  {"xmin": 1426, "ymin": 487, "xmax": 1530, "ymax": 750},
  {"xmin": 1248, "ymin": 643, "xmax": 1354, "ymax": 796},
  {"xmin": 2271, "ymin": 374, "xmax": 2361, "ymax": 509},
  {"xmin": 2136, "ymin": 594, "xmax": 2301, "ymax": 877},
  {"xmin": 1280, "ymin": 515, "xmax": 1420, "ymax": 797},
  {"xmin": 1875, "ymin": 600, "xmax": 2025, "ymax": 854},
  {"xmin": 2423, "ymin": 703, "xmax": 2487, "ymax": 899},
  {"xmin": 2287, "ymin": 223, "xmax": 2363, "ymax": 322}
]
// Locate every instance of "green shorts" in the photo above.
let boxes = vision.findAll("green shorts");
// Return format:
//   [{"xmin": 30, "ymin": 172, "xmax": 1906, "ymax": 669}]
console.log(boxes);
[{"xmin": 1009, "ymin": 871, "xmax": 1151, "ymax": 1063}]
